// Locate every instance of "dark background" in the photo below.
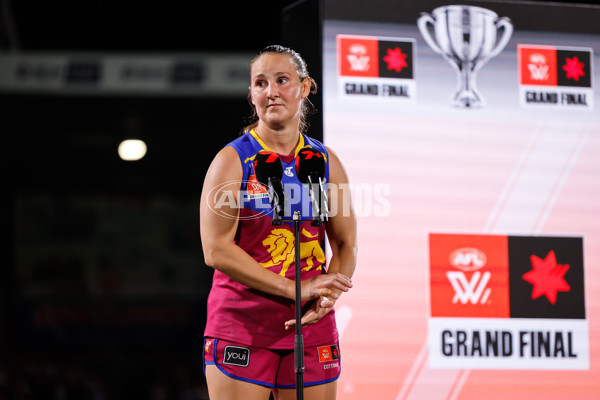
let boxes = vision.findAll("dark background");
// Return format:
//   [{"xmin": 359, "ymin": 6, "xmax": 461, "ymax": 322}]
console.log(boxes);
[
  {"xmin": 1, "ymin": 0, "xmax": 598, "ymax": 399},
  {"xmin": 1, "ymin": 1, "xmax": 305, "ymax": 399}
]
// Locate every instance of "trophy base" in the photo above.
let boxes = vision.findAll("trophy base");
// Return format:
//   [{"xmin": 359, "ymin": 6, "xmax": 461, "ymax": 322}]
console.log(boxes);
[{"xmin": 451, "ymin": 90, "xmax": 484, "ymax": 108}]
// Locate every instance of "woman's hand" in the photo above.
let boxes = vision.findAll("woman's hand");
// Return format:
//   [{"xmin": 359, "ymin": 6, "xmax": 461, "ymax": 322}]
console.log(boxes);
[
  {"xmin": 284, "ymin": 295, "xmax": 337, "ymax": 330},
  {"xmin": 300, "ymin": 272, "xmax": 352, "ymax": 302},
  {"xmin": 284, "ymin": 272, "xmax": 352, "ymax": 330}
]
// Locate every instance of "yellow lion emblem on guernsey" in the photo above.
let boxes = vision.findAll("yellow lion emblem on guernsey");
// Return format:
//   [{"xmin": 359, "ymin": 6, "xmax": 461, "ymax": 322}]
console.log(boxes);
[{"xmin": 260, "ymin": 228, "xmax": 326, "ymax": 276}]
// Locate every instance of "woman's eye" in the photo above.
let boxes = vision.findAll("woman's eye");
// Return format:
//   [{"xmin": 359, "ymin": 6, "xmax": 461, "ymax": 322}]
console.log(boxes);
[{"xmin": 278, "ymin": 77, "xmax": 288, "ymax": 84}]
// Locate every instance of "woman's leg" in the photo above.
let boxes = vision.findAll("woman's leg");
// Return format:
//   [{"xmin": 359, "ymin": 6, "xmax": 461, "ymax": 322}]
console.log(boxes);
[
  {"xmin": 205, "ymin": 364, "xmax": 272, "ymax": 400},
  {"xmin": 272, "ymin": 380, "xmax": 337, "ymax": 400}
]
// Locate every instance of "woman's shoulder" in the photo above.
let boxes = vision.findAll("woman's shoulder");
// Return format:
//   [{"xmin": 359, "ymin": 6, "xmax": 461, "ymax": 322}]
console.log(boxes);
[
  {"xmin": 207, "ymin": 145, "xmax": 242, "ymax": 178},
  {"xmin": 302, "ymin": 134, "xmax": 328, "ymax": 154},
  {"xmin": 226, "ymin": 131, "xmax": 265, "ymax": 158},
  {"xmin": 226, "ymin": 131, "xmax": 250, "ymax": 149}
]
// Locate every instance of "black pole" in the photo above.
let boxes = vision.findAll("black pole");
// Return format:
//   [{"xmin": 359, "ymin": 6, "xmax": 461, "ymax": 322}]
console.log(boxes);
[{"xmin": 293, "ymin": 210, "xmax": 304, "ymax": 399}]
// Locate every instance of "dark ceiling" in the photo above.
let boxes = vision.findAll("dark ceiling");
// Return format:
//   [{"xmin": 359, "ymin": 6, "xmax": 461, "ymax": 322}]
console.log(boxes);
[{"xmin": 3, "ymin": 0, "xmax": 299, "ymax": 51}]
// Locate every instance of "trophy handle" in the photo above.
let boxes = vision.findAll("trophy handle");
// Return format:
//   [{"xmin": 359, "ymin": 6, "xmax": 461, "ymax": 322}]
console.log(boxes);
[
  {"xmin": 488, "ymin": 17, "xmax": 513, "ymax": 59},
  {"xmin": 417, "ymin": 13, "xmax": 444, "ymax": 55}
]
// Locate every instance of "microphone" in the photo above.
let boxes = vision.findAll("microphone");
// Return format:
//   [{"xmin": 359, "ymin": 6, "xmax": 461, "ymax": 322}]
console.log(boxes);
[
  {"xmin": 254, "ymin": 150, "xmax": 285, "ymax": 225},
  {"xmin": 295, "ymin": 147, "xmax": 329, "ymax": 226}
]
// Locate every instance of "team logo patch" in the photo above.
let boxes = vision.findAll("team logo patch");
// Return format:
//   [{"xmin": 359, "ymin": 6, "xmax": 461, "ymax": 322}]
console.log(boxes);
[
  {"xmin": 223, "ymin": 345, "xmax": 250, "ymax": 367},
  {"xmin": 317, "ymin": 345, "xmax": 340, "ymax": 363}
]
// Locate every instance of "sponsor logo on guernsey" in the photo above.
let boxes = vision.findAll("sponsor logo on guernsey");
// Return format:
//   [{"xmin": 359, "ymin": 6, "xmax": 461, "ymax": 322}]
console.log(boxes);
[
  {"xmin": 284, "ymin": 166, "xmax": 294, "ymax": 177},
  {"xmin": 246, "ymin": 173, "xmax": 269, "ymax": 198}
]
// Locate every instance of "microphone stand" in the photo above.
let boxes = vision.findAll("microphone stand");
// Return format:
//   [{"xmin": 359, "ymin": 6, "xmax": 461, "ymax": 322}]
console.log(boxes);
[
  {"xmin": 289, "ymin": 209, "xmax": 328, "ymax": 400},
  {"xmin": 281, "ymin": 194, "xmax": 328, "ymax": 399},
  {"xmin": 292, "ymin": 210, "xmax": 304, "ymax": 400}
]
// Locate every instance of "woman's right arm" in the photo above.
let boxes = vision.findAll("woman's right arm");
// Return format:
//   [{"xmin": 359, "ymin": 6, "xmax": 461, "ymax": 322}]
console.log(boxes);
[{"xmin": 199, "ymin": 146, "xmax": 351, "ymax": 302}]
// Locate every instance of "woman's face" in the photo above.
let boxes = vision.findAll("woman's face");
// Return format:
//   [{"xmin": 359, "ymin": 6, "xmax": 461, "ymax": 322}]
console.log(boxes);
[{"xmin": 249, "ymin": 53, "xmax": 310, "ymax": 130}]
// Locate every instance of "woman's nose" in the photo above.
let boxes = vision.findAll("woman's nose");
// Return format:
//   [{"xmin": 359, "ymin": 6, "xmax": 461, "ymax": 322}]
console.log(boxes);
[{"xmin": 267, "ymin": 84, "xmax": 279, "ymax": 98}]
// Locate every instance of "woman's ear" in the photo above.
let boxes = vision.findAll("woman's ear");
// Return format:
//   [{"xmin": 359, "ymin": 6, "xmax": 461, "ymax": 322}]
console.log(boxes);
[{"xmin": 301, "ymin": 78, "xmax": 311, "ymax": 98}]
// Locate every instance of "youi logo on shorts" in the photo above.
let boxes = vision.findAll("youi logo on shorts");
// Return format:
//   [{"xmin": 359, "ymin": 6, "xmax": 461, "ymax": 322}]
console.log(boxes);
[{"xmin": 223, "ymin": 345, "xmax": 250, "ymax": 367}]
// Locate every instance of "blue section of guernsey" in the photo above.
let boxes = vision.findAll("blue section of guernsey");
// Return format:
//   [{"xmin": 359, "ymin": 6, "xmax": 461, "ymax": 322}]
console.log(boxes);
[{"xmin": 228, "ymin": 129, "xmax": 329, "ymax": 224}]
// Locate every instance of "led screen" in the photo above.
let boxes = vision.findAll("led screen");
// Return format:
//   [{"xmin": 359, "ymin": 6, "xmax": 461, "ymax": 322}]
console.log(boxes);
[{"xmin": 323, "ymin": 1, "xmax": 600, "ymax": 398}]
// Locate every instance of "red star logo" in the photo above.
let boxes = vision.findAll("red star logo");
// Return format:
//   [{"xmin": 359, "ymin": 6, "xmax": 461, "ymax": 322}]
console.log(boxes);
[
  {"xmin": 522, "ymin": 250, "xmax": 570, "ymax": 304},
  {"xmin": 383, "ymin": 47, "xmax": 408, "ymax": 72},
  {"xmin": 562, "ymin": 56, "xmax": 585, "ymax": 81}
]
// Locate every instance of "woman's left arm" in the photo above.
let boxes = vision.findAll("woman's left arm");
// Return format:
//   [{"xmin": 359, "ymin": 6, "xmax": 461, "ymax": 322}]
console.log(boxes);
[{"xmin": 324, "ymin": 145, "xmax": 357, "ymax": 286}]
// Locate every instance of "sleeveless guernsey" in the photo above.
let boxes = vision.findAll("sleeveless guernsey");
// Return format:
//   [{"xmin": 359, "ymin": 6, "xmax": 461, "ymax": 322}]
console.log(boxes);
[{"xmin": 204, "ymin": 129, "xmax": 338, "ymax": 349}]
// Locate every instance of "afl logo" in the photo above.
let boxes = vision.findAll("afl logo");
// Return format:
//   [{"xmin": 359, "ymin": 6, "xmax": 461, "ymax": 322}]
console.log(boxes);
[{"xmin": 449, "ymin": 247, "xmax": 487, "ymax": 271}]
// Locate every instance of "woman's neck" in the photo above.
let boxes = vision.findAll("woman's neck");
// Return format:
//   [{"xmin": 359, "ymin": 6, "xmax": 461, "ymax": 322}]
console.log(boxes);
[{"xmin": 254, "ymin": 122, "xmax": 300, "ymax": 155}]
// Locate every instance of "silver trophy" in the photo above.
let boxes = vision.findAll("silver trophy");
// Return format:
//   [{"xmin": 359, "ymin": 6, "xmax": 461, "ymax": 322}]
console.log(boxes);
[{"xmin": 418, "ymin": 5, "xmax": 513, "ymax": 108}]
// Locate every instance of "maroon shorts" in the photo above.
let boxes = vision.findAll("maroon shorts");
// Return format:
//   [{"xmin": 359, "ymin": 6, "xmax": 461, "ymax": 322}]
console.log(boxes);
[{"xmin": 203, "ymin": 337, "xmax": 341, "ymax": 388}]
